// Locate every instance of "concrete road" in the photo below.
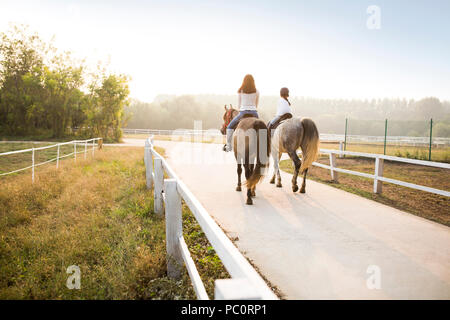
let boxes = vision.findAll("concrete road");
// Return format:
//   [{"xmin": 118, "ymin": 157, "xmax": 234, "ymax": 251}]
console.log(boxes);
[{"xmin": 121, "ymin": 138, "xmax": 450, "ymax": 299}]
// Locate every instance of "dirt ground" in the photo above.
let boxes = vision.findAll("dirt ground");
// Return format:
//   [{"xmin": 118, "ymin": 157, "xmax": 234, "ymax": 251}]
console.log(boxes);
[{"xmin": 280, "ymin": 155, "xmax": 450, "ymax": 226}]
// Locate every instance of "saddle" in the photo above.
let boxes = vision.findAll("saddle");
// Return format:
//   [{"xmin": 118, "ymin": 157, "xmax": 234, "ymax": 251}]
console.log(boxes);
[{"xmin": 269, "ymin": 113, "xmax": 293, "ymax": 135}]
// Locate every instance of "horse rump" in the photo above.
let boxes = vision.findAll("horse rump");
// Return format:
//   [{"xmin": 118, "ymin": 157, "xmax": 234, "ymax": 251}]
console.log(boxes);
[{"xmin": 242, "ymin": 119, "xmax": 270, "ymax": 189}]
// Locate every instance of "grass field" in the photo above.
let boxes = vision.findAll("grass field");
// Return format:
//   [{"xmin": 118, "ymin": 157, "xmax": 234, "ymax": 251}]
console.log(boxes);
[
  {"xmin": 0, "ymin": 146, "xmax": 228, "ymax": 299},
  {"xmin": 280, "ymin": 155, "xmax": 450, "ymax": 226}
]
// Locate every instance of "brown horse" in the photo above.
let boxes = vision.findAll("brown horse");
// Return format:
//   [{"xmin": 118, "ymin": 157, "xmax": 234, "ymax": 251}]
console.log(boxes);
[
  {"xmin": 221, "ymin": 105, "xmax": 270, "ymax": 205},
  {"xmin": 270, "ymin": 117, "xmax": 319, "ymax": 193}
]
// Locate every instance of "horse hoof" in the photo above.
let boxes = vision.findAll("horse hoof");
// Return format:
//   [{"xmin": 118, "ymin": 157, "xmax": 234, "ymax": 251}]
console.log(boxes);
[
  {"xmin": 251, "ymin": 191, "xmax": 256, "ymax": 197},
  {"xmin": 246, "ymin": 198, "xmax": 253, "ymax": 205},
  {"xmin": 236, "ymin": 186, "xmax": 241, "ymax": 192},
  {"xmin": 269, "ymin": 178, "xmax": 275, "ymax": 184},
  {"xmin": 276, "ymin": 183, "xmax": 282, "ymax": 188},
  {"xmin": 299, "ymin": 188, "xmax": 306, "ymax": 193},
  {"xmin": 292, "ymin": 185, "xmax": 299, "ymax": 192}
]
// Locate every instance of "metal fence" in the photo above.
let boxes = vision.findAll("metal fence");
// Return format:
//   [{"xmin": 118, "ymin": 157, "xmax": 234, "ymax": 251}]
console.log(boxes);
[
  {"xmin": 0, "ymin": 138, "xmax": 102, "ymax": 182},
  {"xmin": 144, "ymin": 136, "xmax": 277, "ymax": 300}
]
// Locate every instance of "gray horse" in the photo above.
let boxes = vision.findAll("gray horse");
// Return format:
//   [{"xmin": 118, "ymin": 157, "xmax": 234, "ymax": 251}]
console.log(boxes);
[{"xmin": 270, "ymin": 117, "xmax": 320, "ymax": 193}]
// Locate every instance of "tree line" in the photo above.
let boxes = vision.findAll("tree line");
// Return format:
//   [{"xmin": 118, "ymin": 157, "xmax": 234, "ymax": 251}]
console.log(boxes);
[
  {"xmin": 0, "ymin": 25, "xmax": 130, "ymax": 142},
  {"xmin": 126, "ymin": 95, "xmax": 450, "ymax": 137}
]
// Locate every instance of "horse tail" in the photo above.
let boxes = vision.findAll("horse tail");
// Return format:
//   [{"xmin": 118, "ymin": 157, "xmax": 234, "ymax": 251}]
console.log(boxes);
[
  {"xmin": 246, "ymin": 121, "xmax": 270, "ymax": 189},
  {"xmin": 300, "ymin": 118, "xmax": 320, "ymax": 173}
]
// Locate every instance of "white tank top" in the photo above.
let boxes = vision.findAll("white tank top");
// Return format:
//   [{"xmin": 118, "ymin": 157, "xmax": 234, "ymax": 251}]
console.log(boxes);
[{"xmin": 239, "ymin": 91, "xmax": 259, "ymax": 111}]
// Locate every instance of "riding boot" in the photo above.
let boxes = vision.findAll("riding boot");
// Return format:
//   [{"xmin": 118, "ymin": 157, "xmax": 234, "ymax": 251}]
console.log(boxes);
[{"xmin": 224, "ymin": 129, "xmax": 233, "ymax": 152}]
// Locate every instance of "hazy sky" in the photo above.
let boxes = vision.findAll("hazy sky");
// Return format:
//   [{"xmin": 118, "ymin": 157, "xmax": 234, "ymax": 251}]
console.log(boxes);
[{"xmin": 1, "ymin": 0, "xmax": 449, "ymax": 102}]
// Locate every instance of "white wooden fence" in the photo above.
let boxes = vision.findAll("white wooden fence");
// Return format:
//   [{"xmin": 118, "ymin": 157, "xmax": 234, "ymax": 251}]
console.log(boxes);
[
  {"xmin": 124, "ymin": 128, "xmax": 344, "ymax": 143},
  {"xmin": 144, "ymin": 136, "xmax": 277, "ymax": 300},
  {"xmin": 0, "ymin": 138, "xmax": 102, "ymax": 183},
  {"xmin": 311, "ymin": 148, "xmax": 450, "ymax": 197},
  {"xmin": 124, "ymin": 128, "xmax": 450, "ymax": 146}
]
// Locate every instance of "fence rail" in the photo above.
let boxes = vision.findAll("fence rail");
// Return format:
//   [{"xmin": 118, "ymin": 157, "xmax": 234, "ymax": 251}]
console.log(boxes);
[
  {"xmin": 123, "ymin": 128, "xmax": 450, "ymax": 146},
  {"xmin": 144, "ymin": 136, "xmax": 277, "ymax": 300},
  {"xmin": 310, "ymin": 148, "xmax": 450, "ymax": 197},
  {"xmin": 0, "ymin": 138, "xmax": 103, "ymax": 182}
]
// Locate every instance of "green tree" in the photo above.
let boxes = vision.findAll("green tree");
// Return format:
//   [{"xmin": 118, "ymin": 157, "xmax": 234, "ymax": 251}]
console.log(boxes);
[
  {"xmin": 88, "ymin": 73, "xmax": 130, "ymax": 141},
  {"xmin": 0, "ymin": 24, "xmax": 130, "ymax": 142},
  {"xmin": 0, "ymin": 25, "xmax": 46, "ymax": 135},
  {"xmin": 43, "ymin": 52, "xmax": 84, "ymax": 137}
]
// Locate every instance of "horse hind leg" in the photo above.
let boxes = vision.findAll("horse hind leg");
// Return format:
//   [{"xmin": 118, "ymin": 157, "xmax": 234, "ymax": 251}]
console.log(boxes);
[
  {"xmin": 270, "ymin": 162, "xmax": 277, "ymax": 185},
  {"xmin": 288, "ymin": 151, "xmax": 301, "ymax": 192},
  {"xmin": 300, "ymin": 168, "xmax": 308, "ymax": 193},
  {"xmin": 244, "ymin": 164, "xmax": 253, "ymax": 205},
  {"xmin": 269, "ymin": 146, "xmax": 278, "ymax": 185},
  {"xmin": 270, "ymin": 174, "xmax": 275, "ymax": 184},
  {"xmin": 276, "ymin": 152, "xmax": 282, "ymax": 188},
  {"xmin": 236, "ymin": 164, "xmax": 242, "ymax": 191},
  {"xmin": 270, "ymin": 155, "xmax": 276, "ymax": 184},
  {"xmin": 249, "ymin": 163, "xmax": 256, "ymax": 197}
]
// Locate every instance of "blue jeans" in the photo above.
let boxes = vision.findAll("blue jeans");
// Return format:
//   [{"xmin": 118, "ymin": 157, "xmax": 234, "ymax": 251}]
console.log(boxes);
[
  {"xmin": 227, "ymin": 110, "xmax": 259, "ymax": 130},
  {"xmin": 225, "ymin": 110, "xmax": 259, "ymax": 150}
]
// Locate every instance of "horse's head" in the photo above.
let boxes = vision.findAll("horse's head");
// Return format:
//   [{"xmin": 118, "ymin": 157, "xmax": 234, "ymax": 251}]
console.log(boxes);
[{"xmin": 220, "ymin": 104, "xmax": 236, "ymax": 135}]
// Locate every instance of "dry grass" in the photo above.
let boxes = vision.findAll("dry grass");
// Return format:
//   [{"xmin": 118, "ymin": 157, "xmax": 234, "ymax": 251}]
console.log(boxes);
[
  {"xmin": 0, "ymin": 145, "xmax": 230, "ymax": 299},
  {"xmin": 0, "ymin": 145, "xmax": 229, "ymax": 299},
  {"xmin": 280, "ymin": 155, "xmax": 450, "ymax": 226}
]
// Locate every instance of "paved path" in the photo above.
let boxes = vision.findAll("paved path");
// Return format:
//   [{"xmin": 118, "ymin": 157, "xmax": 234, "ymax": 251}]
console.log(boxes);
[{"xmin": 116, "ymin": 138, "xmax": 450, "ymax": 299}]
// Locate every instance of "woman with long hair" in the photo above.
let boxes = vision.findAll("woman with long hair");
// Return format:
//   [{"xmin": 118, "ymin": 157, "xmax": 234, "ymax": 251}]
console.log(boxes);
[{"xmin": 224, "ymin": 74, "xmax": 260, "ymax": 152}]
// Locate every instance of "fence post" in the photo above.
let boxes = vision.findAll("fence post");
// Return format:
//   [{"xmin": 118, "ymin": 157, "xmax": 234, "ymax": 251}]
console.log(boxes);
[
  {"xmin": 373, "ymin": 157, "xmax": 384, "ymax": 194},
  {"xmin": 339, "ymin": 141, "xmax": 343, "ymax": 158},
  {"xmin": 145, "ymin": 139, "xmax": 153, "ymax": 189},
  {"xmin": 384, "ymin": 119, "xmax": 388, "ymax": 155},
  {"xmin": 32, "ymin": 147, "xmax": 35, "ymax": 183},
  {"xmin": 84, "ymin": 141, "xmax": 87, "ymax": 160},
  {"xmin": 215, "ymin": 279, "xmax": 261, "ymax": 300},
  {"xmin": 144, "ymin": 141, "xmax": 148, "ymax": 165},
  {"xmin": 164, "ymin": 179, "xmax": 183, "ymax": 279},
  {"xmin": 329, "ymin": 153, "xmax": 338, "ymax": 182},
  {"xmin": 154, "ymin": 157, "xmax": 164, "ymax": 215},
  {"xmin": 56, "ymin": 144, "xmax": 60, "ymax": 169},
  {"xmin": 429, "ymin": 118, "xmax": 433, "ymax": 161},
  {"xmin": 92, "ymin": 139, "xmax": 95, "ymax": 157},
  {"xmin": 74, "ymin": 142, "xmax": 77, "ymax": 162},
  {"xmin": 344, "ymin": 118, "xmax": 348, "ymax": 152}
]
